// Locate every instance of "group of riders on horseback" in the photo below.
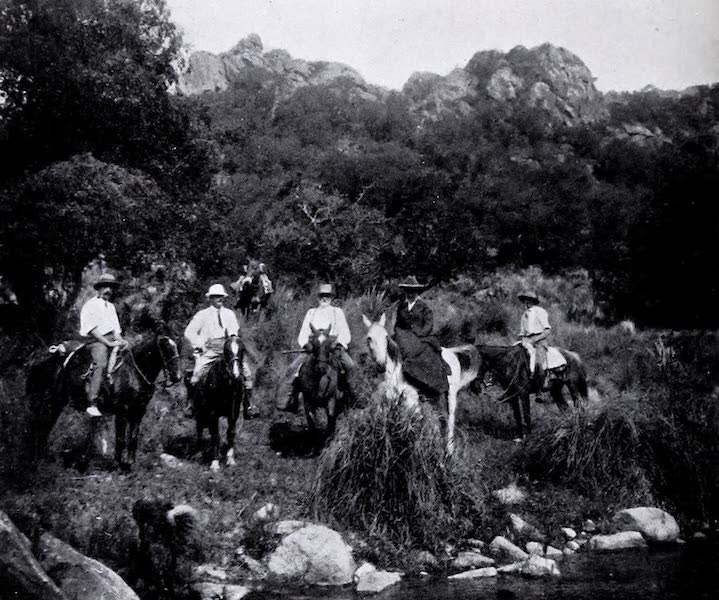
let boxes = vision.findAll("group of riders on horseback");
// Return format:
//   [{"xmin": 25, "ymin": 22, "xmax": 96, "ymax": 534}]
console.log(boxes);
[{"xmin": 76, "ymin": 268, "xmax": 563, "ymax": 421}]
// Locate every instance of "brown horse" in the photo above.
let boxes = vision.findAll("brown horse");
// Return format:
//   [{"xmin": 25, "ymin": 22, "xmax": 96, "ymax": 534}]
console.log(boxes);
[
  {"xmin": 297, "ymin": 326, "xmax": 347, "ymax": 440},
  {"xmin": 475, "ymin": 344, "xmax": 588, "ymax": 440},
  {"xmin": 191, "ymin": 335, "xmax": 246, "ymax": 471},
  {"xmin": 27, "ymin": 323, "xmax": 182, "ymax": 470}
]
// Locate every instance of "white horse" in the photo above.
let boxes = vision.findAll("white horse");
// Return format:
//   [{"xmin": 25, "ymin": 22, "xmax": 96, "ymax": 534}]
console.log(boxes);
[{"xmin": 362, "ymin": 313, "xmax": 479, "ymax": 456}]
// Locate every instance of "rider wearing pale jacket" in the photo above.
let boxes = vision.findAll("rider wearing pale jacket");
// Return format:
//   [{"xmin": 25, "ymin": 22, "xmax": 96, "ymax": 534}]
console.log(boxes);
[
  {"xmin": 183, "ymin": 283, "xmax": 258, "ymax": 418},
  {"xmin": 282, "ymin": 283, "xmax": 355, "ymax": 412},
  {"xmin": 518, "ymin": 290, "xmax": 550, "ymax": 379}
]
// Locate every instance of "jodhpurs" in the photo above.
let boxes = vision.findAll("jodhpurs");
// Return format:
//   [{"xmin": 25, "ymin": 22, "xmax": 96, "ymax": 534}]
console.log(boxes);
[
  {"xmin": 87, "ymin": 339, "xmax": 119, "ymax": 403},
  {"xmin": 190, "ymin": 347, "xmax": 253, "ymax": 389}
]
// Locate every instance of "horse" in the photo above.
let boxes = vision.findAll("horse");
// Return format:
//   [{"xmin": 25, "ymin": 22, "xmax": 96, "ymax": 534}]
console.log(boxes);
[
  {"xmin": 363, "ymin": 313, "xmax": 479, "ymax": 457},
  {"xmin": 192, "ymin": 335, "xmax": 246, "ymax": 471},
  {"xmin": 235, "ymin": 274, "xmax": 268, "ymax": 319},
  {"xmin": 475, "ymin": 344, "xmax": 588, "ymax": 440},
  {"xmin": 26, "ymin": 324, "xmax": 182, "ymax": 470},
  {"xmin": 297, "ymin": 325, "xmax": 347, "ymax": 441}
]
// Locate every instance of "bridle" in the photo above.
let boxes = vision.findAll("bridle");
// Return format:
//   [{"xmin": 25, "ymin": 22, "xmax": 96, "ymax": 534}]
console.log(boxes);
[{"xmin": 128, "ymin": 334, "xmax": 181, "ymax": 388}]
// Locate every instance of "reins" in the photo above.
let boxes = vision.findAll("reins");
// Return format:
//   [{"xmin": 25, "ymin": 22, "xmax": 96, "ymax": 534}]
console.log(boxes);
[{"xmin": 126, "ymin": 335, "xmax": 180, "ymax": 388}]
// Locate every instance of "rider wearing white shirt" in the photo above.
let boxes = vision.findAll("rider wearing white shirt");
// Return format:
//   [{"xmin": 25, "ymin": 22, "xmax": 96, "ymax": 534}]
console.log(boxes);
[
  {"xmin": 282, "ymin": 283, "xmax": 355, "ymax": 412},
  {"xmin": 183, "ymin": 284, "xmax": 257, "ymax": 418},
  {"xmin": 518, "ymin": 290, "xmax": 550, "ymax": 378},
  {"xmin": 80, "ymin": 273, "xmax": 127, "ymax": 417}
]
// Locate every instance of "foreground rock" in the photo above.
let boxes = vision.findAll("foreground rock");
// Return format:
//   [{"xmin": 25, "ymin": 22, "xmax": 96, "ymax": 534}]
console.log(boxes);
[
  {"xmin": 613, "ymin": 507, "xmax": 680, "ymax": 543},
  {"xmin": 489, "ymin": 536, "xmax": 529, "ymax": 562},
  {"xmin": 0, "ymin": 511, "xmax": 67, "ymax": 600},
  {"xmin": 267, "ymin": 524, "xmax": 356, "ymax": 586},
  {"xmin": 449, "ymin": 567, "xmax": 498, "ymax": 579},
  {"xmin": 588, "ymin": 531, "xmax": 648, "ymax": 551},
  {"xmin": 509, "ymin": 513, "xmax": 546, "ymax": 542},
  {"xmin": 520, "ymin": 555, "xmax": 561, "ymax": 578},
  {"xmin": 354, "ymin": 563, "xmax": 401, "ymax": 593},
  {"xmin": 37, "ymin": 532, "xmax": 139, "ymax": 600},
  {"xmin": 452, "ymin": 550, "xmax": 495, "ymax": 571}
]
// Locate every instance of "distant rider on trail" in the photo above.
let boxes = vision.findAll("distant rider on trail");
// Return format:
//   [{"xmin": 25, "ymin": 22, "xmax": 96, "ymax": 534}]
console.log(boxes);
[
  {"xmin": 183, "ymin": 284, "xmax": 258, "ymax": 419},
  {"xmin": 79, "ymin": 272, "xmax": 128, "ymax": 417}
]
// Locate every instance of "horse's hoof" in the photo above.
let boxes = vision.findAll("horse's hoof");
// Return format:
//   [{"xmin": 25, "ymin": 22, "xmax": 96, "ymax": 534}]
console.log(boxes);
[{"xmin": 210, "ymin": 460, "xmax": 221, "ymax": 472}]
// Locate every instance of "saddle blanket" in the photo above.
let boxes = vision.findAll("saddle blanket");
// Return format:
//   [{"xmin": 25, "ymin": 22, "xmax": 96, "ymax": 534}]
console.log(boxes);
[{"xmin": 546, "ymin": 346, "xmax": 567, "ymax": 370}]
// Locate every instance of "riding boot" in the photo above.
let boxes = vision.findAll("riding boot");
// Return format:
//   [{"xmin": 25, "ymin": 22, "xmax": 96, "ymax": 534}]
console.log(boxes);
[{"xmin": 243, "ymin": 389, "xmax": 260, "ymax": 420}]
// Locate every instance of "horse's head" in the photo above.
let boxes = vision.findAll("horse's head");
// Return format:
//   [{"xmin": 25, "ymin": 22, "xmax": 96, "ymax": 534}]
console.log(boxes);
[
  {"xmin": 306, "ymin": 326, "xmax": 339, "ymax": 401},
  {"xmin": 362, "ymin": 313, "xmax": 390, "ymax": 367},
  {"xmin": 308, "ymin": 326, "xmax": 337, "ymax": 368},
  {"xmin": 156, "ymin": 324, "xmax": 182, "ymax": 384},
  {"xmin": 223, "ymin": 335, "xmax": 244, "ymax": 381}
]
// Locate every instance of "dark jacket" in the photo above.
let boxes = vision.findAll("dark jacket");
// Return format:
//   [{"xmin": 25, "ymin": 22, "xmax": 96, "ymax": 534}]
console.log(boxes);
[{"xmin": 394, "ymin": 300, "xmax": 448, "ymax": 395}]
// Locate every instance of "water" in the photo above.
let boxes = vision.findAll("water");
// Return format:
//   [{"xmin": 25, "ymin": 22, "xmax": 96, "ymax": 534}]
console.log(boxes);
[{"xmin": 247, "ymin": 546, "xmax": 717, "ymax": 600}]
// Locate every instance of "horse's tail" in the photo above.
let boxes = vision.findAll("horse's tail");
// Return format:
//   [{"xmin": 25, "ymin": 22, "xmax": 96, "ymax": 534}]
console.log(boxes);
[
  {"xmin": 562, "ymin": 349, "xmax": 589, "ymax": 400},
  {"xmin": 447, "ymin": 344, "xmax": 480, "ymax": 389}
]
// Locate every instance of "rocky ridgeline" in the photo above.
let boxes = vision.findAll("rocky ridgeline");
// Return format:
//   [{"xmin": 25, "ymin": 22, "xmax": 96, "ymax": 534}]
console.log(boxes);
[{"xmin": 176, "ymin": 33, "xmax": 384, "ymax": 102}]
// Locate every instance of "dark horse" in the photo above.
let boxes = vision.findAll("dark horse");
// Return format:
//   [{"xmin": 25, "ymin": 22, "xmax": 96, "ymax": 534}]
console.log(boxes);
[
  {"xmin": 192, "ymin": 336, "xmax": 246, "ymax": 471},
  {"xmin": 235, "ymin": 274, "xmax": 268, "ymax": 319},
  {"xmin": 27, "ymin": 324, "xmax": 182, "ymax": 470},
  {"xmin": 297, "ymin": 326, "xmax": 346, "ymax": 440},
  {"xmin": 475, "ymin": 344, "xmax": 588, "ymax": 439}
]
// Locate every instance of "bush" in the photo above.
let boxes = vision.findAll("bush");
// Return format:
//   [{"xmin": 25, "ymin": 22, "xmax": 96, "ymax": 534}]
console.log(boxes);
[{"xmin": 311, "ymin": 396, "xmax": 481, "ymax": 554}]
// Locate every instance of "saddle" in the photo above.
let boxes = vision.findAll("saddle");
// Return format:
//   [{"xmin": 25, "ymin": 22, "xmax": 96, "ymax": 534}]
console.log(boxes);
[{"xmin": 50, "ymin": 340, "xmax": 125, "ymax": 389}]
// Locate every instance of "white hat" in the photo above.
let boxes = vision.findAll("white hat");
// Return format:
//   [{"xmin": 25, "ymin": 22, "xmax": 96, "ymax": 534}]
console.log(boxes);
[{"xmin": 206, "ymin": 283, "xmax": 228, "ymax": 297}]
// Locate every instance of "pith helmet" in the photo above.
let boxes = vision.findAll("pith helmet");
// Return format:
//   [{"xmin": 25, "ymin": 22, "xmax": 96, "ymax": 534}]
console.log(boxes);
[
  {"xmin": 93, "ymin": 273, "xmax": 119, "ymax": 289},
  {"xmin": 317, "ymin": 283, "xmax": 336, "ymax": 297},
  {"xmin": 518, "ymin": 290, "xmax": 540, "ymax": 304},
  {"xmin": 398, "ymin": 275, "xmax": 428, "ymax": 290},
  {"xmin": 206, "ymin": 283, "xmax": 229, "ymax": 297}
]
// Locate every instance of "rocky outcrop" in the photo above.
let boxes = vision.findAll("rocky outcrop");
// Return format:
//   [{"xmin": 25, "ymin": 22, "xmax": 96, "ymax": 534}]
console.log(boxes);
[
  {"xmin": 266, "ymin": 524, "xmax": 356, "ymax": 586},
  {"xmin": 612, "ymin": 507, "xmax": 680, "ymax": 543},
  {"xmin": 177, "ymin": 34, "xmax": 382, "ymax": 102},
  {"xmin": 608, "ymin": 122, "xmax": 672, "ymax": 148},
  {"xmin": 37, "ymin": 533, "xmax": 139, "ymax": 600},
  {"xmin": 588, "ymin": 531, "xmax": 648, "ymax": 551},
  {"xmin": 0, "ymin": 511, "xmax": 67, "ymax": 600}
]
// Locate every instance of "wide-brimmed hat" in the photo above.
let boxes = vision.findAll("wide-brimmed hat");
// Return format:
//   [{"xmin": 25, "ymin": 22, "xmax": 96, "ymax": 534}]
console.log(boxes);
[
  {"xmin": 93, "ymin": 273, "xmax": 119, "ymax": 289},
  {"xmin": 398, "ymin": 276, "xmax": 428, "ymax": 290},
  {"xmin": 317, "ymin": 283, "xmax": 336, "ymax": 297},
  {"xmin": 518, "ymin": 290, "xmax": 540, "ymax": 304},
  {"xmin": 206, "ymin": 283, "xmax": 228, "ymax": 297}
]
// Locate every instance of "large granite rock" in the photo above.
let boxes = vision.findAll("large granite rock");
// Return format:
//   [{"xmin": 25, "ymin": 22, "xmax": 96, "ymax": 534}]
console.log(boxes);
[
  {"xmin": 451, "ymin": 550, "xmax": 495, "ymax": 571},
  {"xmin": 519, "ymin": 555, "xmax": 561, "ymax": 578},
  {"xmin": 588, "ymin": 531, "xmax": 648, "ymax": 551},
  {"xmin": 612, "ymin": 507, "xmax": 680, "ymax": 543},
  {"xmin": 509, "ymin": 513, "xmax": 546, "ymax": 542},
  {"xmin": 267, "ymin": 524, "xmax": 356, "ymax": 586},
  {"xmin": 489, "ymin": 536, "xmax": 529, "ymax": 563},
  {"xmin": 0, "ymin": 511, "xmax": 67, "ymax": 600},
  {"xmin": 354, "ymin": 563, "xmax": 401, "ymax": 594},
  {"xmin": 37, "ymin": 532, "xmax": 139, "ymax": 600}
]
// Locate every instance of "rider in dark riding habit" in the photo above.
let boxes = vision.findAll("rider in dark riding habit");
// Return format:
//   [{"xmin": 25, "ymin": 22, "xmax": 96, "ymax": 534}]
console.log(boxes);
[
  {"xmin": 394, "ymin": 276, "xmax": 449, "ymax": 399},
  {"xmin": 183, "ymin": 284, "xmax": 258, "ymax": 419},
  {"xmin": 79, "ymin": 272, "xmax": 128, "ymax": 417}
]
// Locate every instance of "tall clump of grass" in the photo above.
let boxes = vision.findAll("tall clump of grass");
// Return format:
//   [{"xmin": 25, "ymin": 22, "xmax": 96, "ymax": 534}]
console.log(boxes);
[
  {"xmin": 310, "ymin": 394, "xmax": 480, "ymax": 554},
  {"xmin": 520, "ymin": 395, "xmax": 657, "ymax": 506}
]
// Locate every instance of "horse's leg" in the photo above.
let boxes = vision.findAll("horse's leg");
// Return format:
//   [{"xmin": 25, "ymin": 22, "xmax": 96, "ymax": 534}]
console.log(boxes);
[
  {"xmin": 522, "ymin": 392, "xmax": 532, "ymax": 434},
  {"xmin": 195, "ymin": 418, "xmax": 204, "ymax": 459},
  {"xmin": 208, "ymin": 416, "xmax": 221, "ymax": 472},
  {"xmin": 226, "ymin": 396, "xmax": 239, "ymax": 467},
  {"xmin": 326, "ymin": 395, "xmax": 337, "ymax": 439},
  {"xmin": 510, "ymin": 396, "xmax": 524, "ymax": 440},
  {"xmin": 115, "ymin": 414, "xmax": 127, "ymax": 468},
  {"xmin": 550, "ymin": 381, "xmax": 570, "ymax": 412},
  {"xmin": 446, "ymin": 388, "xmax": 457, "ymax": 457},
  {"xmin": 127, "ymin": 418, "xmax": 141, "ymax": 468}
]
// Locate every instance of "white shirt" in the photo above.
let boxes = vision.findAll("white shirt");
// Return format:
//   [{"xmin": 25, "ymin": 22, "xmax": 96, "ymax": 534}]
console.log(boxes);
[
  {"xmin": 184, "ymin": 305, "xmax": 240, "ymax": 349},
  {"xmin": 519, "ymin": 305, "xmax": 551, "ymax": 336},
  {"xmin": 80, "ymin": 296, "xmax": 122, "ymax": 337},
  {"xmin": 297, "ymin": 305, "xmax": 351, "ymax": 349}
]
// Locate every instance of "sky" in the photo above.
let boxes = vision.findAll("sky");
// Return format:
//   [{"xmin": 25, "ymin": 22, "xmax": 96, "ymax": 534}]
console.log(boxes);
[{"xmin": 165, "ymin": 0, "xmax": 719, "ymax": 92}]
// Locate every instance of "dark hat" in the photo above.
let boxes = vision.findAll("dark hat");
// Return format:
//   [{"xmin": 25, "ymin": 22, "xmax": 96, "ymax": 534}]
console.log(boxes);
[
  {"xmin": 398, "ymin": 275, "xmax": 428, "ymax": 290},
  {"xmin": 518, "ymin": 290, "xmax": 540, "ymax": 304},
  {"xmin": 93, "ymin": 273, "xmax": 119, "ymax": 289},
  {"xmin": 317, "ymin": 283, "xmax": 336, "ymax": 297}
]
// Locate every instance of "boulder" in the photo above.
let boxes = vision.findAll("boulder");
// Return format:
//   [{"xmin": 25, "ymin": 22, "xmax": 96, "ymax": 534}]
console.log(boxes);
[
  {"xmin": 582, "ymin": 519, "xmax": 597, "ymax": 533},
  {"xmin": 525, "ymin": 542, "xmax": 544, "ymax": 556},
  {"xmin": 588, "ymin": 531, "xmax": 648, "ymax": 551},
  {"xmin": 253, "ymin": 503, "xmax": 279, "ymax": 523},
  {"xmin": 354, "ymin": 562, "xmax": 376, "ymax": 583},
  {"xmin": 560, "ymin": 527, "xmax": 577, "ymax": 540},
  {"xmin": 487, "ymin": 67, "xmax": 524, "ymax": 101},
  {"xmin": 267, "ymin": 524, "xmax": 356, "ymax": 586},
  {"xmin": 355, "ymin": 564, "xmax": 401, "ymax": 594},
  {"xmin": 37, "ymin": 532, "xmax": 139, "ymax": 600},
  {"xmin": 265, "ymin": 520, "xmax": 306, "ymax": 536},
  {"xmin": 612, "ymin": 508, "xmax": 680, "ymax": 543},
  {"xmin": 0, "ymin": 511, "xmax": 67, "ymax": 600},
  {"xmin": 191, "ymin": 582, "xmax": 224, "ymax": 599},
  {"xmin": 224, "ymin": 584, "xmax": 251, "ymax": 599},
  {"xmin": 497, "ymin": 561, "xmax": 523, "ymax": 574},
  {"xmin": 406, "ymin": 549, "xmax": 439, "ymax": 574},
  {"xmin": 492, "ymin": 482, "xmax": 527, "ymax": 505},
  {"xmin": 565, "ymin": 540, "xmax": 580, "ymax": 552},
  {"xmin": 448, "ymin": 567, "xmax": 498, "ymax": 579},
  {"xmin": 193, "ymin": 564, "xmax": 228, "ymax": 581},
  {"xmin": 520, "ymin": 555, "xmax": 561, "ymax": 578},
  {"xmin": 509, "ymin": 513, "xmax": 546, "ymax": 542},
  {"xmin": 545, "ymin": 546, "xmax": 562, "ymax": 559},
  {"xmin": 451, "ymin": 550, "xmax": 495, "ymax": 570},
  {"xmin": 489, "ymin": 536, "xmax": 529, "ymax": 563}
]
